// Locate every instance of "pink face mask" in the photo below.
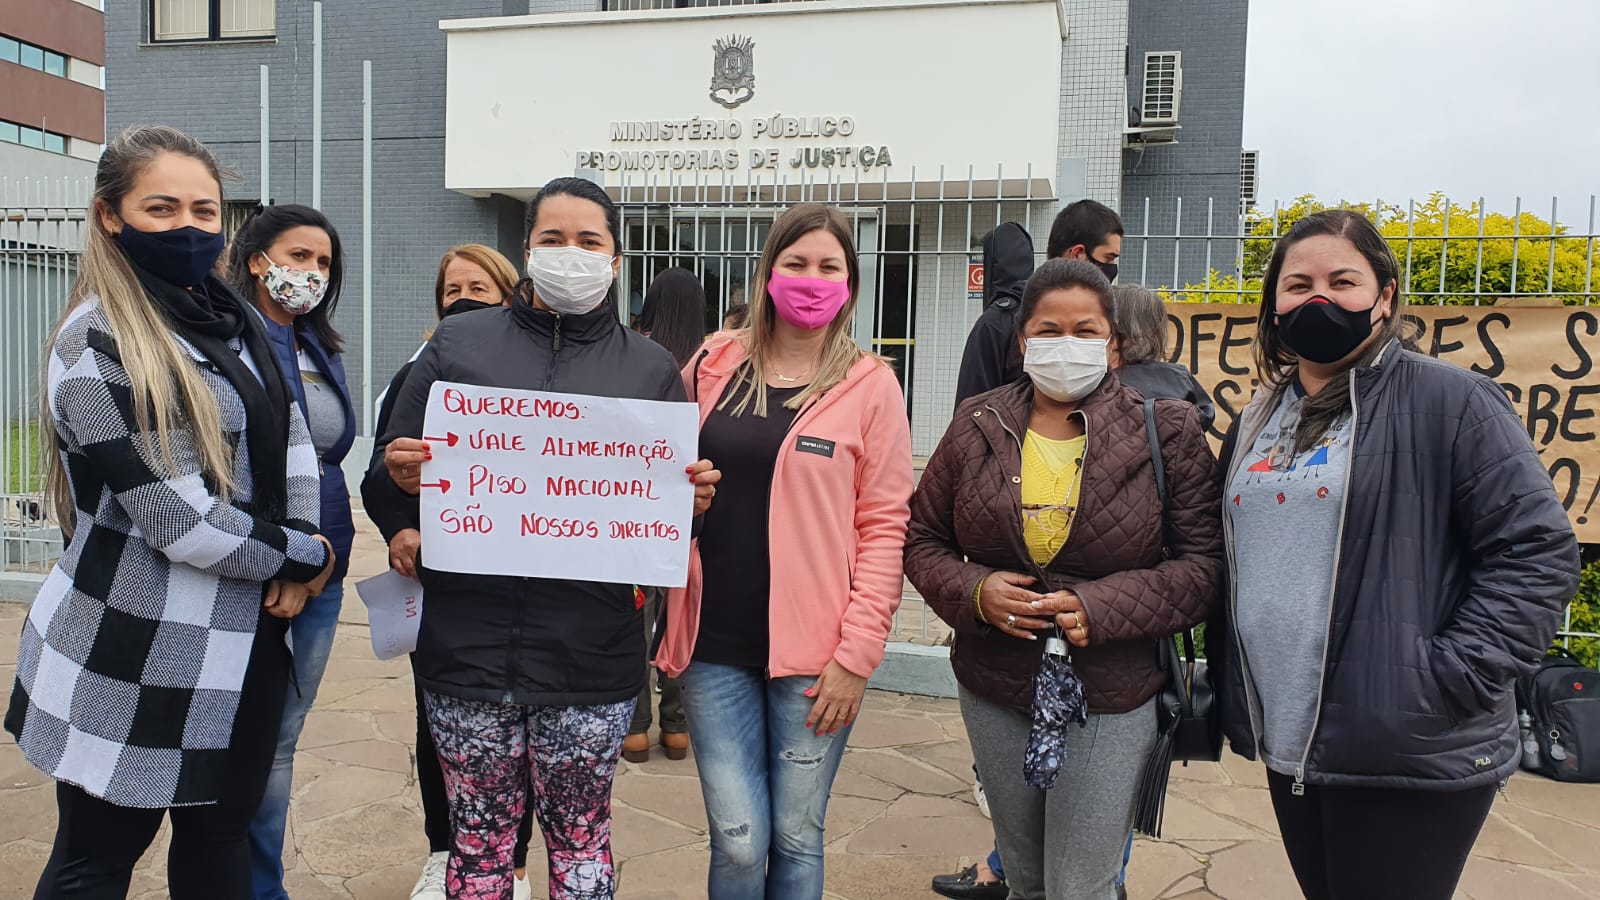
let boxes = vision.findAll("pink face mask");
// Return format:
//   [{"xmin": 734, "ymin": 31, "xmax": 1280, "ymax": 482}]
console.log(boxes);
[{"xmin": 767, "ymin": 270, "xmax": 850, "ymax": 330}]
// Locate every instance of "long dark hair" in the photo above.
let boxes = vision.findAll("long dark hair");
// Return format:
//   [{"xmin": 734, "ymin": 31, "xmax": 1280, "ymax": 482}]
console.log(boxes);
[
  {"xmin": 519, "ymin": 177, "xmax": 622, "ymax": 307},
  {"xmin": 227, "ymin": 203, "xmax": 346, "ymax": 353},
  {"xmin": 639, "ymin": 267, "xmax": 707, "ymax": 367},
  {"xmin": 1256, "ymin": 209, "xmax": 1403, "ymax": 454}
]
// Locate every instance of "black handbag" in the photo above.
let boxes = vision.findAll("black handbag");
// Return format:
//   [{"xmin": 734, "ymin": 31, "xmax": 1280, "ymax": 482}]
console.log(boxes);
[{"xmin": 1134, "ymin": 398, "xmax": 1222, "ymax": 838}]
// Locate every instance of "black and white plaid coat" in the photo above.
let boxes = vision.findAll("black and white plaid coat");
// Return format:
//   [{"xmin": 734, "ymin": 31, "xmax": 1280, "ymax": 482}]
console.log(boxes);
[{"xmin": 6, "ymin": 299, "xmax": 327, "ymax": 808}]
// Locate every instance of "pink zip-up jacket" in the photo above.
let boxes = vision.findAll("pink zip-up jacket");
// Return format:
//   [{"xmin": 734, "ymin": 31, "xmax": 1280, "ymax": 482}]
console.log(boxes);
[{"xmin": 656, "ymin": 333, "xmax": 914, "ymax": 680}]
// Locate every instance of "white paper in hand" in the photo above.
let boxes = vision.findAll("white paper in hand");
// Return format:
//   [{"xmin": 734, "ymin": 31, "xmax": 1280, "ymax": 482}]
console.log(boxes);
[{"xmin": 355, "ymin": 570, "xmax": 424, "ymax": 661}]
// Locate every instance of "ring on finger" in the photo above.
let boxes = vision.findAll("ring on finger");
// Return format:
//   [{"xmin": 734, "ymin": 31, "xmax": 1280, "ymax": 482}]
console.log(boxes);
[{"xmin": 1006, "ymin": 613, "xmax": 1017, "ymax": 626}]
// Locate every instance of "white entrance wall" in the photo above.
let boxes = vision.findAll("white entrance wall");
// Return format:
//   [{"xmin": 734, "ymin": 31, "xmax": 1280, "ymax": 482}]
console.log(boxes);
[{"xmin": 441, "ymin": 0, "xmax": 1064, "ymax": 199}]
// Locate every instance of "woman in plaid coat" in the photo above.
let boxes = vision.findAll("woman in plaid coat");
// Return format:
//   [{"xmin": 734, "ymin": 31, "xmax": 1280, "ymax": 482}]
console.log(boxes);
[{"xmin": 5, "ymin": 126, "xmax": 335, "ymax": 898}]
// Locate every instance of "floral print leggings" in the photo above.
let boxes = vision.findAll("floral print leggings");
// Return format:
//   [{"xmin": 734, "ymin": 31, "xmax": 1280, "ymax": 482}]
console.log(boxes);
[{"xmin": 423, "ymin": 691, "xmax": 634, "ymax": 900}]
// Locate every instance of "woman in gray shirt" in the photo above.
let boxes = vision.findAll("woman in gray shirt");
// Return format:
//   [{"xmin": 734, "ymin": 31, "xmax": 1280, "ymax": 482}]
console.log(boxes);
[{"xmin": 1218, "ymin": 210, "xmax": 1579, "ymax": 900}]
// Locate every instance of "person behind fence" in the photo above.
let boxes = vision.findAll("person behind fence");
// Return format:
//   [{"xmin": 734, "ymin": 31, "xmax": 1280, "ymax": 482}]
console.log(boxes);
[
  {"xmin": 904, "ymin": 258, "xmax": 1222, "ymax": 900},
  {"xmin": 1214, "ymin": 209, "xmax": 1581, "ymax": 900},
  {"xmin": 6, "ymin": 125, "xmax": 335, "ymax": 897},
  {"xmin": 222, "ymin": 204, "xmax": 358, "ymax": 900},
  {"xmin": 363, "ymin": 177, "xmax": 720, "ymax": 900},
  {"xmin": 624, "ymin": 267, "xmax": 708, "ymax": 765},
  {"xmin": 655, "ymin": 202, "xmax": 915, "ymax": 900},
  {"xmin": 1109, "ymin": 284, "xmax": 1214, "ymax": 431},
  {"xmin": 365, "ymin": 242, "xmax": 536, "ymax": 900}
]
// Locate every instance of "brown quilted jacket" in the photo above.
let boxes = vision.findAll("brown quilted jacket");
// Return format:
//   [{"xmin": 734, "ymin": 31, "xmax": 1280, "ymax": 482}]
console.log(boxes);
[{"xmin": 905, "ymin": 375, "xmax": 1224, "ymax": 715}]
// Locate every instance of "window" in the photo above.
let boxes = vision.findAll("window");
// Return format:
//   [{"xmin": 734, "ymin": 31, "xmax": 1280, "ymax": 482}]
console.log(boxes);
[
  {"xmin": 1, "ymin": 34, "xmax": 76, "ymax": 79},
  {"xmin": 152, "ymin": 0, "xmax": 275, "ymax": 42},
  {"xmin": 0, "ymin": 119, "xmax": 70, "ymax": 155}
]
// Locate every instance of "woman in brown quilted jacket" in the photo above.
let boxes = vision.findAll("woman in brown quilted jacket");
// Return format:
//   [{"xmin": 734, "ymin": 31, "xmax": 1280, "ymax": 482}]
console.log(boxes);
[{"xmin": 905, "ymin": 258, "xmax": 1224, "ymax": 900}]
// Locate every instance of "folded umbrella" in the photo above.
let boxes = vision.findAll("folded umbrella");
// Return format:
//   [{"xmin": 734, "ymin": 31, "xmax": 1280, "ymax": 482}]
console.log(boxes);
[{"xmin": 1024, "ymin": 636, "xmax": 1090, "ymax": 789}]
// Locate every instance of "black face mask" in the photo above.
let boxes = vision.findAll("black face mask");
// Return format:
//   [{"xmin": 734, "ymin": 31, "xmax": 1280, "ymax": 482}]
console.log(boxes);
[
  {"xmin": 442, "ymin": 298, "xmax": 498, "ymax": 318},
  {"xmin": 1277, "ymin": 295, "xmax": 1380, "ymax": 364},
  {"xmin": 114, "ymin": 224, "xmax": 226, "ymax": 288},
  {"xmin": 1092, "ymin": 259, "xmax": 1118, "ymax": 284}
]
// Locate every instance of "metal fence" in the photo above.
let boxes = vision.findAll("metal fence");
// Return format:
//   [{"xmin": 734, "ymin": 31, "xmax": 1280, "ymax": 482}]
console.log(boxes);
[
  {"xmin": 0, "ymin": 179, "xmax": 87, "ymax": 583},
  {"xmin": 1124, "ymin": 194, "xmax": 1598, "ymax": 306},
  {"xmin": 1, "ymin": 172, "xmax": 1596, "ymax": 652}
]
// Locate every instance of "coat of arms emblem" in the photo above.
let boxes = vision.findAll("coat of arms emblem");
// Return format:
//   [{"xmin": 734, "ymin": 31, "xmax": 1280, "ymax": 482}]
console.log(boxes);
[{"xmin": 709, "ymin": 35, "xmax": 755, "ymax": 110}]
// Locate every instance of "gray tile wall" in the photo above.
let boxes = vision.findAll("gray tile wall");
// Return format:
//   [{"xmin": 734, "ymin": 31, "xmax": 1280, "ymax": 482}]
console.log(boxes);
[{"xmin": 1120, "ymin": 0, "xmax": 1249, "ymax": 290}]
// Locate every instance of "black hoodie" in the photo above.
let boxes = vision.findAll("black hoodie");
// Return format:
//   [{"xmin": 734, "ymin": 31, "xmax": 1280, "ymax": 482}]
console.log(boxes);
[
  {"xmin": 954, "ymin": 222, "xmax": 1035, "ymax": 409},
  {"xmin": 362, "ymin": 299, "xmax": 684, "ymax": 707}
]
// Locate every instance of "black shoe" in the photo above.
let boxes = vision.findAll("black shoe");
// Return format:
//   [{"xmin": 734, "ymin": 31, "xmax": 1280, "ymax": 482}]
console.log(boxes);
[
  {"xmin": 1116, "ymin": 884, "xmax": 1127, "ymax": 900},
  {"xmin": 931, "ymin": 864, "xmax": 1008, "ymax": 900}
]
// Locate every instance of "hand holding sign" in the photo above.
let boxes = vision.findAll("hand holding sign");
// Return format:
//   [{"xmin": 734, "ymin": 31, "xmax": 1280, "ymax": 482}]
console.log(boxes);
[
  {"xmin": 386, "ymin": 438, "xmax": 431, "ymax": 494},
  {"xmin": 419, "ymin": 382, "xmax": 702, "ymax": 586}
]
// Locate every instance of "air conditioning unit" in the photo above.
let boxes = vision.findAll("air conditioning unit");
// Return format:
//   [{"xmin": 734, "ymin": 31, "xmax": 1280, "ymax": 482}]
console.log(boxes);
[
  {"xmin": 1141, "ymin": 52, "xmax": 1183, "ymax": 126},
  {"xmin": 1240, "ymin": 150, "xmax": 1260, "ymax": 208}
]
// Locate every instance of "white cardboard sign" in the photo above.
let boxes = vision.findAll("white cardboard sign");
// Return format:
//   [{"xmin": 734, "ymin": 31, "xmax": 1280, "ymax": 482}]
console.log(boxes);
[
  {"xmin": 418, "ymin": 381, "xmax": 699, "ymax": 586},
  {"xmin": 354, "ymin": 570, "xmax": 424, "ymax": 661}
]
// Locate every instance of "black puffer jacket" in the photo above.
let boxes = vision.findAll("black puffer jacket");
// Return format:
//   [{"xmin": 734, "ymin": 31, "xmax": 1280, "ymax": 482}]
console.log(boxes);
[
  {"xmin": 1119, "ymin": 361, "xmax": 1215, "ymax": 432},
  {"xmin": 954, "ymin": 223, "xmax": 1035, "ymax": 409},
  {"xmin": 1215, "ymin": 341, "xmax": 1580, "ymax": 791},
  {"xmin": 362, "ymin": 299, "xmax": 683, "ymax": 707}
]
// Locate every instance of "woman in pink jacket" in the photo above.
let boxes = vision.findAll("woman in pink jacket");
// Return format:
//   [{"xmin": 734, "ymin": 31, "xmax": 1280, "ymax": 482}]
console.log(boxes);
[{"xmin": 657, "ymin": 202, "xmax": 914, "ymax": 899}]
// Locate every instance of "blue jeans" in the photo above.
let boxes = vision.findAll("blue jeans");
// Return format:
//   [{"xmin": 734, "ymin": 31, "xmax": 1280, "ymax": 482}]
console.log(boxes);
[
  {"xmin": 247, "ymin": 580, "xmax": 344, "ymax": 900},
  {"xmin": 680, "ymin": 662, "xmax": 853, "ymax": 900}
]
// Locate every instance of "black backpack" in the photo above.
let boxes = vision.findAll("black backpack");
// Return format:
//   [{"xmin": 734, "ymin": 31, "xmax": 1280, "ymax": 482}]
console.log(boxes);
[{"xmin": 1517, "ymin": 649, "xmax": 1600, "ymax": 783}]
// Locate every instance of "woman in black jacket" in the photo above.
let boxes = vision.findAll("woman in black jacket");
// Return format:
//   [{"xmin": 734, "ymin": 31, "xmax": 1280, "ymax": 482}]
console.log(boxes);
[
  {"xmin": 363, "ymin": 177, "xmax": 717, "ymax": 900},
  {"xmin": 1218, "ymin": 210, "xmax": 1580, "ymax": 900}
]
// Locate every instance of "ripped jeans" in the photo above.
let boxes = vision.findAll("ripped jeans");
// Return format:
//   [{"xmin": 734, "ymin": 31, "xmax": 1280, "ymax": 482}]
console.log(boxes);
[{"xmin": 680, "ymin": 662, "xmax": 853, "ymax": 900}]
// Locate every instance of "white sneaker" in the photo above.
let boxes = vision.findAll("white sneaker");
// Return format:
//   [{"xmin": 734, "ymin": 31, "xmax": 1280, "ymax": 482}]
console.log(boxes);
[
  {"xmin": 411, "ymin": 851, "xmax": 448, "ymax": 900},
  {"xmin": 973, "ymin": 777, "xmax": 991, "ymax": 819},
  {"xmin": 514, "ymin": 871, "xmax": 533, "ymax": 900}
]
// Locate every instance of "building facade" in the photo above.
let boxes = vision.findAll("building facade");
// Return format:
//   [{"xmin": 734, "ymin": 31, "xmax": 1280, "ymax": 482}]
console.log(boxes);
[
  {"xmin": 106, "ymin": 0, "xmax": 1247, "ymax": 454},
  {"xmin": 1, "ymin": 0, "xmax": 104, "ymax": 190}
]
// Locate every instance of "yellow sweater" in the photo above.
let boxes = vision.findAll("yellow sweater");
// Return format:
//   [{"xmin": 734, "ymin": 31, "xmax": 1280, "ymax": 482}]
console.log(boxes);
[{"xmin": 1021, "ymin": 430, "xmax": 1086, "ymax": 565}]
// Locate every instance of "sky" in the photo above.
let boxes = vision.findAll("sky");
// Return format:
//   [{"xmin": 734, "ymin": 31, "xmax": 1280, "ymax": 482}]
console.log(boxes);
[{"xmin": 1244, "ymin": 0, "xmax": 1600, "ymax": 225}]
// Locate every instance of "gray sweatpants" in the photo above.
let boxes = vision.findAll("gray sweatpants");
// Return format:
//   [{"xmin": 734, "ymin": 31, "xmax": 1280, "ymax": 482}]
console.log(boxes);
[{"xmin": 960, "ymin": 686, "xmax": 1157, "ymax": 900}]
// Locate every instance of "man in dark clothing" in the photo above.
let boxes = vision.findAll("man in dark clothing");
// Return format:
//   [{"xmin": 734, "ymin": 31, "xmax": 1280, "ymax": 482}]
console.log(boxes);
[
  {"xmin": 953, "ymin": 201, "xmax": 1126, "ymax": 410},
  {"xmin": 953, "ymin": 223, "xmax": 1035, "ymax": 410}
]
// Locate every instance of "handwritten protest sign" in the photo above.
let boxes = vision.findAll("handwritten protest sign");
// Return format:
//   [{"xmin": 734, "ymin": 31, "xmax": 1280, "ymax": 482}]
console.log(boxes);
[
  {"xmin": 355, "ymin": 570, "xmax": 423, "ymax": 661},
  {"xmin": 419, "ymin": 382, "xmax": 699, "ymax": 585},
  {"xmin": 1164, "ymin": 304, "xmax": 1600, "ymax": 542}
]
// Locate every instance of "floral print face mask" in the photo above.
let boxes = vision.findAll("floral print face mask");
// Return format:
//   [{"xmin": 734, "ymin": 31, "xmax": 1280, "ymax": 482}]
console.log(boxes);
[{"xmin": 259, "ymin": 252, "xmax": 328, "ymax": 316}]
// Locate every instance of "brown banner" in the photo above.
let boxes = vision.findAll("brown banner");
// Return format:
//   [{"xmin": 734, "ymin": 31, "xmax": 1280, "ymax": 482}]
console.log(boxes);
[{"xmin": 1164, "ymin": 304, "xmax": 1600, "ymax": 543}]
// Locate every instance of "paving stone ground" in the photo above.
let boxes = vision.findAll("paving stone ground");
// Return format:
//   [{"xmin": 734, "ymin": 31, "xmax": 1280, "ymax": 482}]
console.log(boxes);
[{"xmin": 0, "ymin": 517, "xmax": 1594, "ymax": 899}]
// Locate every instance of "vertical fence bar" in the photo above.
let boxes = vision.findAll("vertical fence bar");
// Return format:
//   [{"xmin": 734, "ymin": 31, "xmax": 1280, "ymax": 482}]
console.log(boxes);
[
  {"xmin": 1171, "ymin": 196, "xmax": 1182, "ymax": 291},
  {"xmin": 360, "ymin": 60, "xmax": 373, "ymax": 436},
  {"xmin": 1474, "ymin": 198, "xmax": 1486, "ymax": 305},
  {"xmin": 1547, "ymin": 197, "xmax": 1559, "ymax": 296},
  {"xmin": 1510, "ymin": 196, "xmax": 1522, "ymax": 295},
  {"xmin": 1139, "ymin": 197, "xmax": 1150, "ymax": 286},
  {"xmin": 259, "ymin": 65, "xmax": 270, "ymax": 204},
  {"xmin": 1439, "ymin": 199, "xmax": 1450, "ymax": 303},
  {"xmin": 1586, "ymin": 196, "xmax": 1595, "ymax": 305},
  {"xmin": 312, "ymin": 1, "xmax": 323, "ymax": 209},
  {"xmin": 1203, "ymin": 198, "xmax": 1214, "ymax": 299},
  {"xmin": 1404, "ymin": 199, "xmax": 1416, "ymax": 298}
]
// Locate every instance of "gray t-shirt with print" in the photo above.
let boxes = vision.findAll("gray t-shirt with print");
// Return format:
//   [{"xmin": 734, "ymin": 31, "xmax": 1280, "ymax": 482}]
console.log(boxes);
[{"xmin": 1226, "ymin": 386, "xmax": 1353, "ymax": 776}]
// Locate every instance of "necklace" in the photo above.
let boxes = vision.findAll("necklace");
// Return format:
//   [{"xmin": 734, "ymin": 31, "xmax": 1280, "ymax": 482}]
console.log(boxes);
[{"xmin": 771, "ymin": 361, "xmax": 816, "ymax": 384}]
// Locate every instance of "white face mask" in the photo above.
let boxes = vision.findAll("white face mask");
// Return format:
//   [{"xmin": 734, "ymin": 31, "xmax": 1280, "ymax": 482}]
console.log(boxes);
[
  {"xmin": 526, "ymin": 246, "xmax": 615, "ymax": 315},
  {"xmin": 1024, "ymin": 335, "xmax": 1109, "ymax": 402}
]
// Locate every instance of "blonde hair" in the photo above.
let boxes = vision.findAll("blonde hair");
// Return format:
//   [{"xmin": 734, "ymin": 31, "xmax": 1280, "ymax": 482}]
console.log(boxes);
[
  {"xmin": 433, "ymin": 243, "xmax": 520, "ymax": 319},
  {"xmin": 44, "ymin": 126, "xmax": 237, "ymax": 533},
  {"xmin": 724, "ymin": 203, "xmax": 876, "ymax": 417}
]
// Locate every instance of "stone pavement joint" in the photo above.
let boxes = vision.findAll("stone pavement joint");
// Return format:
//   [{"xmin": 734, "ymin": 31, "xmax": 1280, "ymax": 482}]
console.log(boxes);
[{"xmin": 0, "ymin": 516, "xmax": 1593, "ymax": 898}]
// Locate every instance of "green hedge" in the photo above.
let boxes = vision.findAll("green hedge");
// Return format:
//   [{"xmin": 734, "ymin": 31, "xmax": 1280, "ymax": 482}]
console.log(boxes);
[{"xmin": 1567, "ymin": 556, "xmax": 1600, "ymax": 670}]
